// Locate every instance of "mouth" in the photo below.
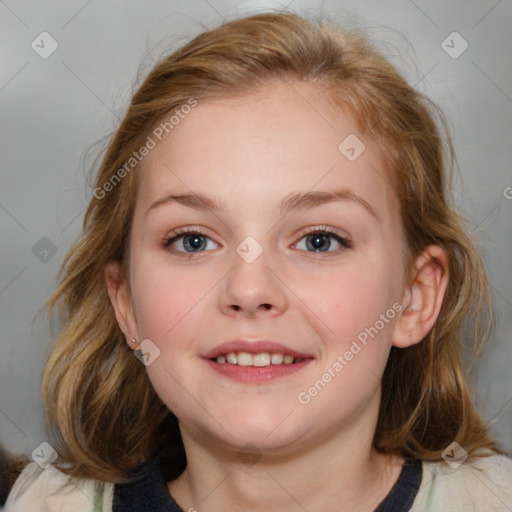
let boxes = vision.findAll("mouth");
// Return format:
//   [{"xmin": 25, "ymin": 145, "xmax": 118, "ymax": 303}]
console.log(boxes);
[
  {"xmin": 202, "ymin": 340, "xmax": 314, "ymax": 382},
  {"xmin": 211, "ymin": 351, "xmax": 306, "ymax": 366}
]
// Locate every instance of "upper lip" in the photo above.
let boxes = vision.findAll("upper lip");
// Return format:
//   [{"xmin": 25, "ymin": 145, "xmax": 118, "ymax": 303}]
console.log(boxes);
[{"xmin": 202, "ymin": 340, "xmax": 314, "ymax": 359}]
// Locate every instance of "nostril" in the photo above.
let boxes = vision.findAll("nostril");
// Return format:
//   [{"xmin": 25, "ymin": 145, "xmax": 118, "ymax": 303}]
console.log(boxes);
[{"xmin": 229, "ymin": 303, "xmax": 273, "ymax": 313}]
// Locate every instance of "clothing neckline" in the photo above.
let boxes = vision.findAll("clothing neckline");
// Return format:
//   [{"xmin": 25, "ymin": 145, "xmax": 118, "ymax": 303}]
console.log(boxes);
[
  {"xmin": 113, "ymin": 452, "xmax": 422, "ymax": 512},
  {"xmin": 374, "ymin": 457, "xmax": 422, "ymax": 511}
]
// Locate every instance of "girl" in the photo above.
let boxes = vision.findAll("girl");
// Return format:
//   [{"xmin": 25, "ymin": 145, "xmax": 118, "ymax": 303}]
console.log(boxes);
[{"xmin": 4, "ymin": 11, "xmax": 512, "ymax": 512}]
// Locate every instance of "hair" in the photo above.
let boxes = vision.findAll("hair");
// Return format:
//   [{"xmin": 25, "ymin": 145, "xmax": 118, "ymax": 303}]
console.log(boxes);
[
  {"xmin": 18, "ymin": 11, "xmax": 502, "ymax": 483},
  {"xmin": 0, "ymin": 445, "xmax": 27, "ymax": 506}
]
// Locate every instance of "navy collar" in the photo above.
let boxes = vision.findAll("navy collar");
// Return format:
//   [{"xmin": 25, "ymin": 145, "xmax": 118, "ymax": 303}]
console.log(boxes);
[{"xmin": 114, "ymin": 453, "xmax": 422, "ymax": 512}]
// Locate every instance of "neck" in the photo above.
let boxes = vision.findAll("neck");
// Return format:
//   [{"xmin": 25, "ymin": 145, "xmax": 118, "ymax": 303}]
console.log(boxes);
[{"xmin": 168, "ymin": 401, "xmax": 404, "ymax": 512}]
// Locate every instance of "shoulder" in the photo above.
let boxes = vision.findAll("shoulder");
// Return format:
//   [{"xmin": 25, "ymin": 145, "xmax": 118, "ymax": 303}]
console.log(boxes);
[
  {"xmin": 411, "ymin": 452, "xmax": 512, "ymax": 511},
  {"xmin": 4, "ymin": 461, "xmax": 114, "ymax": 512}
]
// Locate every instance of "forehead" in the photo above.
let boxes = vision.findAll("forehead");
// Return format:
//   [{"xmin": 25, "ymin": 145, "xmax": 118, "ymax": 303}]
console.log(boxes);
[{"xmin": 136, "ymin": 81, "xmax": 396, "ymax": 222}]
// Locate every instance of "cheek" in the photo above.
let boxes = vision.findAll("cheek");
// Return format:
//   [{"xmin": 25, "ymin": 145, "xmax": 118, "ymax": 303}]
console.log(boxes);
[
  {"xmin": 294, "ymin": 262, "xmax": 400, "ymax": 416},
  {"xmin": 297, "ymin": 256, "xmax": 400, "ymax": 352},
  {"xmin": 130, "ymin": 254, "xmax": 212, "ymax": 342},
  {"xmin": 129, "ymin": 257, "xmax": 212, "ymax": 414}
]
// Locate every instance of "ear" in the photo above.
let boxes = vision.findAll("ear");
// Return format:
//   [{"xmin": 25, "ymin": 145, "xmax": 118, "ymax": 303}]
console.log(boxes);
[
  {"xmin": 392, "ymin": 245, "xmax": 449, "ymax": 348},
  {"xmin": 105, "ymin": 261, "xmax": 139, "ymax": 348}
]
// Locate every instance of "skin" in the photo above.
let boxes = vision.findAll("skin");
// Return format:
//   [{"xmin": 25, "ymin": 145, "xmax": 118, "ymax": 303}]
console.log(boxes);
[{"xmin": 106, "ymin": 80, "xmax": 448, "ymax": 511}]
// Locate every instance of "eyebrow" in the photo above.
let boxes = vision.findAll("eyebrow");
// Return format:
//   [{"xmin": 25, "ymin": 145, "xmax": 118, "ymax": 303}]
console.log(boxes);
[
  {"xmin": 146, "ymin": 188, "xmax": 377, "ymax": 219},
  {"xmin": 146, "ymin": 192, "xmax": 225, "ymax": 215},
  {"xmin": 280, "ymin": 189, "xmax": 377, "ymax": 218}
]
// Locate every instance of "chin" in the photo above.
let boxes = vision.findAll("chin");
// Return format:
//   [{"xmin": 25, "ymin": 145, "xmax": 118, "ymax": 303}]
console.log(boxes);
[{"xmin": 210, "ymin": 411, "xmax": 310, "ymax": 455}]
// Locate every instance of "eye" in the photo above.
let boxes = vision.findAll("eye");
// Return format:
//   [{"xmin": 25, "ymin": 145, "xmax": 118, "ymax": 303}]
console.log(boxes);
[
  {"xmin": 163, "ymin": 227, "xmax": 350, "ymax": 254},
  {"xmin": 294, "ymin": 227, "xmax": 351, "ymax": 253},
  {"xmin": 163, "ymin": 230, "xmax": 219, "ymax": 253}
]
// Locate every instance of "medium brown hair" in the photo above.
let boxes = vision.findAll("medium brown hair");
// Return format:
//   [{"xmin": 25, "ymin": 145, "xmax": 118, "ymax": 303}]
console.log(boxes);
[{"xmin": 37, "ymin": 11, "xmax": 501, "ymax": 482}]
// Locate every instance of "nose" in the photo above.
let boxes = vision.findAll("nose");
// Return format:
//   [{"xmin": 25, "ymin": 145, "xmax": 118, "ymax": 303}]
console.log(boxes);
[{"xmin": 219, "ymin": 249, "xmax": 289, "ymax": 319}]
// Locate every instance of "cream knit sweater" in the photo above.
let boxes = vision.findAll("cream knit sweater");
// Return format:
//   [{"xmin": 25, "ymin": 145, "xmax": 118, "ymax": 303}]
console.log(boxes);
[{"xmin": 4, "ymin": 453, "xmax": 512, "ymax": 511}]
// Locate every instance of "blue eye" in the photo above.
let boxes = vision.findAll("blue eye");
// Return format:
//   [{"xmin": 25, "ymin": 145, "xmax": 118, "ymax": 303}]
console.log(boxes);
[
  {"xmin": 163, "ymin": 227, "xmax": 351, "ymax": 255},
  {"xmin": 295, "ymin": 230, "xmax": 351, "ymax": 253},
  {"xmin": 164, "ymin": 232, "xmax": 218, "ymax": 253}
]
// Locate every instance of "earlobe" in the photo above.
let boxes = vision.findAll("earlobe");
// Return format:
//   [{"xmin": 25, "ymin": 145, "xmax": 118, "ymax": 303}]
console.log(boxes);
[
  {"xmin": 392, "ymin": 245, "xmax": 449, "ymax": 348},
  {"xmin": 104, "ymin": 261, "xmax": 139, "ymax": 347}
]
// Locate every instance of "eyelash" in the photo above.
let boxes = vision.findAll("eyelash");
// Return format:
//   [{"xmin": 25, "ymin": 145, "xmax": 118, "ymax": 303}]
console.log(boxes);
[{"xmin": 162, "ymin": 225, "xmax": 352, "ymax": 255}]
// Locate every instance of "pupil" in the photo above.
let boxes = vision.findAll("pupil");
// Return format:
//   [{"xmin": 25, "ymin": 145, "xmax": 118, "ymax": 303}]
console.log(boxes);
[
  {"xmin": 307, "ymin": 234, "xmax": 330, "ymax": 252},
  {"xmin": 185, "ymin": 235, "xmax": 205, "ymax": 252}
]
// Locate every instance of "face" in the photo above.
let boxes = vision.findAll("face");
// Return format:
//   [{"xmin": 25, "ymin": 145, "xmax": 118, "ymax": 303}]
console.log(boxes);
[{"xmin": 120, "ymin": 81, "xmax": 409, "ymax": 454}]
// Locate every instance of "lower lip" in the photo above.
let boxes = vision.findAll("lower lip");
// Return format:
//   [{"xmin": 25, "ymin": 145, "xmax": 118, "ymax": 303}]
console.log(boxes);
[{"xmin": 203, "ymin": 358, "xmax": 313, "ymax": 382}]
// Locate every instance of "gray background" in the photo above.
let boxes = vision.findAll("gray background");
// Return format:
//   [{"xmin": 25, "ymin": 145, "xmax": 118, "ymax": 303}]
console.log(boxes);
[{"xmin": 1, "ymin": 0, "xmax": 511, "ymax": 459}]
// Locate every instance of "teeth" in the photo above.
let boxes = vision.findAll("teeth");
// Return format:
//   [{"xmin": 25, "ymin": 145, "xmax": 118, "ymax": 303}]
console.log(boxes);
[
  {"xmin": 253, "ymin": 352, "xmax": 270, "ymax": 367},
  {"xmin": 214, "ymin": 351, "xmax": 301, "ymax": 367},
  {"xmin": 237, "ymin": 352, "xmax": 253, "ymax": 366},
  {"xmin": 271, "ymin": 353, "xmax": 283, "ymax": 364}
]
